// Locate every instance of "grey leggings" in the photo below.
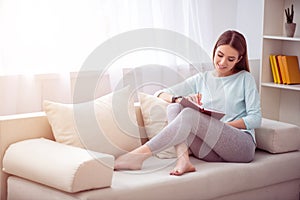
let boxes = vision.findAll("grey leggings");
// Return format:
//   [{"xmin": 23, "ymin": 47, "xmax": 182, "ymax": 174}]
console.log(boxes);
[{"xmin": 146, "ymin": 103, "xmax": 256, "ymax": 162}]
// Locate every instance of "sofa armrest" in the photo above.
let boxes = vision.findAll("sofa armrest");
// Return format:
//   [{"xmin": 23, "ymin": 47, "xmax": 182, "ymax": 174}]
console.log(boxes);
[
  {"xmin": 255, "ymin": 118, "xmax": 300, "ymax": 153},
  {"xmin": 0, "ymin": 112, "xmax": 54, "ymax": 200},
  {"xmin": 3, "ymin": 138, "xmax": 114, "ymax": 193},
  {"xmin": 0, "ymin": 112, "xmax": 54, "ymax": 155}
]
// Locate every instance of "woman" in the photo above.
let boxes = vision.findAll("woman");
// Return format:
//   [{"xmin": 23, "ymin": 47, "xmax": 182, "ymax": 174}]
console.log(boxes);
[{"xmin": 114, "ymin": 30, "xmax": 262, "ymax": 176}]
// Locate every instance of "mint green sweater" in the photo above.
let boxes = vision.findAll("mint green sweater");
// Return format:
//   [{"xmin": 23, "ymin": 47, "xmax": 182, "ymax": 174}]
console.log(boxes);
[{"xmin": 160, "ymin": 70, "xmax": 262, "ymax": 142}]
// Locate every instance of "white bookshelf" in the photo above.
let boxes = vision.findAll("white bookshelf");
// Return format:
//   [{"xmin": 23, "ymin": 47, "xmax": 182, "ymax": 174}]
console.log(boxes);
[{"xmin": 260, "ymin": 0, "xmax": 300, "ymax": 126}]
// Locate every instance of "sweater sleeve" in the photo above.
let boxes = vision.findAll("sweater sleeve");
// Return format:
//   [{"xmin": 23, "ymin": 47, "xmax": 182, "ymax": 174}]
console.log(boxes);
[
  {"xmin": 242, "ymin": 75, "xmax": 262, "ymax": 130},
  {"xmin": 155, "ymin": 73, "xmax": 202, "ymax": 97}
]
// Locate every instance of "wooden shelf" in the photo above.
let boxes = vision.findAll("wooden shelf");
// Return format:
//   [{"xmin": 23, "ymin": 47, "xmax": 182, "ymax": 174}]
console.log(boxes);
[
  {"xmin": 263, "ymin": 35, "xmax": 300, "ymax": 42},
  {"xmin": 261, "ymin": 82, "xmax": 300, "ymax": 91}
]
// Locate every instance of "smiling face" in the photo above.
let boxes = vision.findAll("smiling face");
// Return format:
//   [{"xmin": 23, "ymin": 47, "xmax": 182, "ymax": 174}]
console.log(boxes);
[
  {"xmin": 212, "ymin": 30, "xmax": 250, "ymax": 75},
  {"xmin": 213, "ymin": 44, "xmax": 241, "ymax": 77}
]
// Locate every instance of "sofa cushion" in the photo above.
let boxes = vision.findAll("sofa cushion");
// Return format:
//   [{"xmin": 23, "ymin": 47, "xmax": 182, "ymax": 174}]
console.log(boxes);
[
  {"xmin": 138, "ymin": 92, "xmax": 176, "ymax": 158},
  {"xmin": 44, "ymin": 87, "xmax": 141, "ymax": 157},
  {"xmin": 2, "ymin": 138, "xmax": 114, "ymax": 193},
  {"xmin": 255, "ymin": 118, "xmax": 300, "ymax": 153}
]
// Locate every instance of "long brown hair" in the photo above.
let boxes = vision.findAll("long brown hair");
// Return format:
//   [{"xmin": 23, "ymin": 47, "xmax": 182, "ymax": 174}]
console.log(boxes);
[{"xmin": 212, "ymin": 30, "xmax": 250, "ymax": 72}]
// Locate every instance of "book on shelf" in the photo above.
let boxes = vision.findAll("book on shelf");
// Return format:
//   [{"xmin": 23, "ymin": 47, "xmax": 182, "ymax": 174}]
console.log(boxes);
[
  {"xmin": 269, "ymin": 55, "xmax": 300, "ymax": 84},
  {"xmin": 179, "ymin": 97, "xmax": 225, "ymax": 120},
  {"xmin": 269, "ymin": 55, "xmax": 277, "ymax": 83},
  {"xmin": 281, "ymin": 56, "xmax": 300, "ymax": 84},
  {"xmin": 269, "ymin": 55, "xmax": 282, "ymax": 84},
  {"xmin": 277, "ymin": 55, "xmax": 287, "ymax": 84}
]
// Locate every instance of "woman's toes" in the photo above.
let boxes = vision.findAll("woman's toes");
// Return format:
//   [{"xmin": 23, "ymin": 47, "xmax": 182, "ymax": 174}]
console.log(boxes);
[{"xmin": 169, "ymin": 164, "xmax": 196, "ymax": 176}]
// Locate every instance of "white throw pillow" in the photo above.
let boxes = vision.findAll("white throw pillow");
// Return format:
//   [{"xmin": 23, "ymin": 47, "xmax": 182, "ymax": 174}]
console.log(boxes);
[
  {"xmin": 3, "ymin": 138, "xmax": 114, "ymax": 193},
  {"xmin": 138, "ymin": 92, "xmax": 176, "ymax": 158},
  {"xmin": 44, "ymin": 87, "xmax": 141, "ymax": 157}
]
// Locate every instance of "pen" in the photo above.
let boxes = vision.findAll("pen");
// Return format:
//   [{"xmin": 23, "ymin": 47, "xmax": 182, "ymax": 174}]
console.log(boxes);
[{"xmin": 197, "ymin": 92, "xmax": 201, "ymax": 105}]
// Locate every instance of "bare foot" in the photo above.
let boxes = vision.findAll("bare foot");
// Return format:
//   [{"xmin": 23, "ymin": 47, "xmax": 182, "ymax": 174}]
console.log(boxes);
[
  {"xmin": 169, "ymin": 157, "xmax": 196, "ymax": 176},
  {"xmin": 114, "ymin": 145, "xmax": 152, "ymax": 170},
  {"xmin": 114, "ymin": 153, "xmax": 144, "ymax": 170},
  {"xmin": 170, "ymin": 143, "xmax": 196, "ymax": 176}
]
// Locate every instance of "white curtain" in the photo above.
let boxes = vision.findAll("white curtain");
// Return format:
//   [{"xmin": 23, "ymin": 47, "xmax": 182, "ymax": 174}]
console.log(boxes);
[
  {"xmin": 0, "ymin": 0, "xmax": 219, "ymax": 75},
  {"xmin": 0, "ymin": 0, "xmax": 262, "ymax": 115}
]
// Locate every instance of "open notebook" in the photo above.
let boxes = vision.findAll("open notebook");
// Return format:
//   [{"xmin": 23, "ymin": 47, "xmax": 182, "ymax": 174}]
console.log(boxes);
[{"xmin": 180, "ymin": 97, "xmax": 225, "ymax": 120}]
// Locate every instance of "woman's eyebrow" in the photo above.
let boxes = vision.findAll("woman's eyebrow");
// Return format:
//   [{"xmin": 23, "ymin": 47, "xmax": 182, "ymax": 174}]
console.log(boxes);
[{"xmin": 217, "ymin": 50, "xmax": 224, "ymax": 55}]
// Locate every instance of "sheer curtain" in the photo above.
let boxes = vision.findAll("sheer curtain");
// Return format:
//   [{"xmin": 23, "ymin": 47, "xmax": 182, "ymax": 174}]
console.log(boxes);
[
  {"xmin": 0, "ymin": 0, "xmax": 219, "ymax": 75},
  {"xmin": 0, "ymin": 0, "xmax": 256, "ymax": 115}
]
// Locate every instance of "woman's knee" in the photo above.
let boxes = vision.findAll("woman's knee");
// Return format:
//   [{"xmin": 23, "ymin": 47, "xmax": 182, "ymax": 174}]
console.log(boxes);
[
  {"xmin": 166, "ymin": 103, "xmax": 183, "ymax": 122},
  {"xmin": 167, "ymin": 103, "xmax": 182, "ymax": 113}
]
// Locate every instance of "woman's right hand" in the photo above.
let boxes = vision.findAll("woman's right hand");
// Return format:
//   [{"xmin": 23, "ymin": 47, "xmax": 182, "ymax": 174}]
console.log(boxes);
[{"xmin": 186, "ymin": 93, "xmax": 202, "ymax": 105}]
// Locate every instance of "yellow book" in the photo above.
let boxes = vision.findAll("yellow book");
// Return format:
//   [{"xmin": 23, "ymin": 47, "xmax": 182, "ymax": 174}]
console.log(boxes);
[
  {"xmin": 281, "ymin": 56, "xmax": 300, "ymax": 84},
  {"xmin": 269, "ymin": 55, "xmax": 278, "ymax": 83},
  {"xmin": 271, "ymin": 55, "xmax": 282, "ymax": 84},
  {"xmin": 277, "ymin": 55, "xmax": 287, "ymax": 84}
]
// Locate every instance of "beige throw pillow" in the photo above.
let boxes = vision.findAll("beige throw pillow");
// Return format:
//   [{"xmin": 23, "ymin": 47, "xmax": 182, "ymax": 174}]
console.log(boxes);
[
  {"xmin": 255, "ymin": 118, "xmax": 300, "ymax": 153},
  {"xmin": 44, "ymin": 87, "xmax": 141, "ymax": 157},
  {"xmin": 138, "ymin": 92, "xmax": 176, "ymax": 158},
  {"xmin": 3, "ymin": 138, "xmax": 114, "ymax": 193}
]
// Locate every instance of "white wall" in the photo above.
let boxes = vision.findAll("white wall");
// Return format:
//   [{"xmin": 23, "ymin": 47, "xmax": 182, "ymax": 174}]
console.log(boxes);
[
  {"xmin": 236, "ymin": 0, "xmax": 264, "ymax": 60},
  {"xmin": 199, "ymin": 0, "xmax": 263, "ymax": 87},
  {"xmin": 201, "ymin": 0, "xmax": 238, "ymax": 56},
  {"xmin": 236, "ymin": 0, "xmax": 263, "ymax": 87},
  {"xmin": 202, "ymin": 0, "xmax": 263, "ymax": 60}
]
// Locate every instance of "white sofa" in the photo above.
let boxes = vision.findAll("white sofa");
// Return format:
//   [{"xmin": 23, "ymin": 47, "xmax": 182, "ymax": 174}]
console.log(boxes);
[{"xmin": 1, "ymin": 99, "xmax": 300, "ymax": 200}]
